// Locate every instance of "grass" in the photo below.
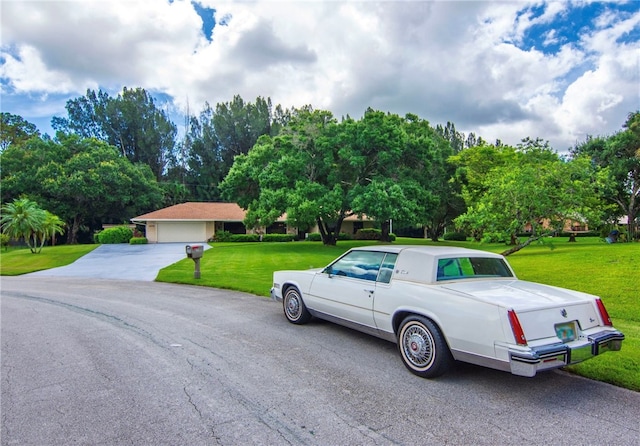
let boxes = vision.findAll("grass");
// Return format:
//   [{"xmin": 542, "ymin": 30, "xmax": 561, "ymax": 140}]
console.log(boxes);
[
  {"xmin": 0, "ymin": 244, "xmax": 99, "ymax": 275},
  {"xmin": 2, "ymin": 237, "xmax": 637, "ymax": 391}
]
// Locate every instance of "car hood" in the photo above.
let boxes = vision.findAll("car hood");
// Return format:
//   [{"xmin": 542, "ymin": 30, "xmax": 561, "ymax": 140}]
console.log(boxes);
[{"xmin": 440, "ymin": 279, "xmax": 595, "ymax": 310}]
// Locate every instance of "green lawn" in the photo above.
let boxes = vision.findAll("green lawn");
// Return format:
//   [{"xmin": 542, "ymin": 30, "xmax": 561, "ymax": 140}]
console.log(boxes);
[
  {"xmin": 2, "ymin": 238, "xmax": 637, "ymax": 391},
  {"xmin": 0, "ymin": 244, "xmax": 98, "ymax": 275}
]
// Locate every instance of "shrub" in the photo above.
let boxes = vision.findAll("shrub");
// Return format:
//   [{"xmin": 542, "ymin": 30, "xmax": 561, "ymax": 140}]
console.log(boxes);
[
  {"xmin": 353, "ymin": 228, "xmax": 396, "ymax": 242},
  {"xmin": 261, "ymin": 234, "xmax": 295, "ymax": 242},
  {"xmin": 338, "ymin": 232, "xmax": 352, "ymax": 241},
  {"xmin": 307, "ymin": 233, "xmax": 322, "ymax": 241},
  {"xmin": 97, "ymin": 226, "xmax": 133, "ymax": 244},
  {"xmin": 354, "ymin": 228, "xmax": 382, "ymax": 240},
  {"xmin": 229, "ymin": 234, "xmax": 260, "ymax": 242},
  {"xmin": 443, "ymin": 231, "xmax": 467, "ymax": 241},
  {"xmin": 1, "ymin": 233, "xmax": 9, "ymax": 250},
  {"xmin": 129, "ymin": 237, "xmax": 148, "ymax": 245},
  {"xmin": 212, "ymin": 231, "xmax": 232, "ymax": 242}
]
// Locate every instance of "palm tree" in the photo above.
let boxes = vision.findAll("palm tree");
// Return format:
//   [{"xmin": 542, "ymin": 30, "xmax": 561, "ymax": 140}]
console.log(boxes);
[
  {"xmin": 36, "ymin": 211, "xmax": 66, "ymax": 252},
  {"xmin": 0, "ymin": 198, "xmax": 46, "ymax": 253}
]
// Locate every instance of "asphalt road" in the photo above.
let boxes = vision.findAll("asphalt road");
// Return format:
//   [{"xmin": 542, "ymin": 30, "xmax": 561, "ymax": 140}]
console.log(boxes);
[{"xmin": 2, "ymin": 277, "xmax": 639, "ymax": 445}]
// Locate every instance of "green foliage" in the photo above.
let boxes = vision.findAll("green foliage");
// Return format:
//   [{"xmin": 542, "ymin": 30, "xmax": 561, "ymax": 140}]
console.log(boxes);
[
  {"xmin": 97, "ymin": 226, "xmax": 134, "ymax": 244},
  {"xmin": 0, "ymin": 198, "xmax": 45, "ymax": 252},
  {"xmin": 1, "ymin": 233, "xmax": 9, "ymax": 250},
  {"xmin": 443, "ymin": 231, "xmax": 467, "ymax": 241},
  {"xmin": 228, "ymin": 234, "xmax": 260, "ymax": 242},
  {"xmin": 353, "ymin": 228, "xmax": 396, "ymax": 241},
  {"xmin": 305, "ymin": 232, "xmax": 351, "ymax": 241},
  {"xmin": 1, "ymin": 112, "xmax": 40, "ymax": 151},
  {"xmin": 176, "ymin": 96, "xmax": 274, "ymax": 202},
  {"xmin": 129, "ymin": 237, "xmax": 148, "ymax": 245},
  {"xmin": 454, "ymin": 142, "xmax": 611, "ymax": 255},
  {"xmin": 261, "ymin": 234, "xmax": 295, "ymax": 242},
  {"xmin": 1, "ymin": 134, "xmax": 163, "ymax": 243},
  {"xmin": 572, "ymin": 111, "xmax": 640, "ymax": 240},
  {"xmin": 52, "ymin": 87, "xmax": 177, "ymax": 181},
  {"xmin": 211, "ymin": 230, "xmax": 232, "ymax": 242},
  {"xmin": 221, "ymin": 108, "xmax": 452, "ymax": 246},
  {"xmin": 0, "ymin": 198, "xmax": 64, "ymax": 253}
]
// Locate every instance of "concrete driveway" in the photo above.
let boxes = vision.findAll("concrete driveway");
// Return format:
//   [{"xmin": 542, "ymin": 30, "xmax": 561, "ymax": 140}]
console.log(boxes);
[{"xmin": 27, "ymin": 243, "xmax": 210, "ymax": 281}]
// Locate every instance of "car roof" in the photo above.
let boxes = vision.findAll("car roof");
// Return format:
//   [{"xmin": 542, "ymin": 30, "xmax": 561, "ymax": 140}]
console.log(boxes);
[{"xmin": 351, "ymin": 245, "xmax": 504, "ymax": 258}]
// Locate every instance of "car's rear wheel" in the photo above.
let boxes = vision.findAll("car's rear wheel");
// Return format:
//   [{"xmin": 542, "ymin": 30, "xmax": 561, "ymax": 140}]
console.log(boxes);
[
  {"xmin": 397, "ymin": 315, "xmax": 453, "ymax": 378},
  {"xmin": 283, "ymin": 286, "xmax": 311, "ymax": 324}
]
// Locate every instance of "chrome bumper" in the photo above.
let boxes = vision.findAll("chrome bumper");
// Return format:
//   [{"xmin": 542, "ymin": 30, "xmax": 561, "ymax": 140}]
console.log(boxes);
[
  {"xmin": 270, "ymin": 287, "xmax": 282, "ymax": 301},
  {"xmin": 508, "ymin": 330, "xmax": 625, "ymax": 377}
]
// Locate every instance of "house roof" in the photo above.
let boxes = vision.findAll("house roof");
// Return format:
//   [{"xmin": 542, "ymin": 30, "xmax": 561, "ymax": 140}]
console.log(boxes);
[
  {"xmin": 131, "ymin": 202, "xmax": 371, "ymax": 223},
  {"xmin": 131, "ymin": 202, "xmax": 251, "ymax": 222}
]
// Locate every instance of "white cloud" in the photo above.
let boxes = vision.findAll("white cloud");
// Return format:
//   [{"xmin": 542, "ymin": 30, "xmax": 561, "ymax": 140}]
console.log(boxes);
[{"xmin": 1, "ymin": 0, "xmax": 638, "ymax": 151}]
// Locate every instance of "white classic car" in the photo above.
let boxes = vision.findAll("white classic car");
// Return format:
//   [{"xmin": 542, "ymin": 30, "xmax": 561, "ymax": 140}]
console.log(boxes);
[{"xmin": 271, "ymin": 245, "xmax": 624, "ymax": 378}]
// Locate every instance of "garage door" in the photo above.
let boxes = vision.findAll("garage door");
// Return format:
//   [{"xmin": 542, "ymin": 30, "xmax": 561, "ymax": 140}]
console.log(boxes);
[{"xmin": 157, "ymin": 222, "xmax": 207, "ymax": 243}]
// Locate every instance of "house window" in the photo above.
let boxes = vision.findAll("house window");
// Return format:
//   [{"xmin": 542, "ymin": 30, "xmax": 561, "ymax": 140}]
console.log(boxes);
[
  {"xmin": 267, "ymin": 222, "xmax": 287, "ymax": 234},
  {"xmin": 223, "ymin": 222, "xmax": 246, "ymax": 234}
]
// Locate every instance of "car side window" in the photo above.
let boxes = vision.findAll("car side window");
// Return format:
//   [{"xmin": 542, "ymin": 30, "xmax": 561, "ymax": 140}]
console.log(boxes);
[
  {"xmin": 327, "ymin": 251, "xmax": 386, "ymax": 282},
  {"xmin": 377, "ymin": 253, "xmax": 398, "ymax": 284}
]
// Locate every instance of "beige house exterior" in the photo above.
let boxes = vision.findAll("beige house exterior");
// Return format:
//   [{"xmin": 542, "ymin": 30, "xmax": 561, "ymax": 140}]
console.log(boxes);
[{"xmin": 131, "ymin": 202, "xmax": 373, "ymax": 243}]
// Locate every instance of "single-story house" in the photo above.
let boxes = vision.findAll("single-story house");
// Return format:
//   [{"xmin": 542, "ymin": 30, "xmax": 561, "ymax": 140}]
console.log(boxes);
[{"xmin": 131, "ymin": 202, "xmax": 373, "ymax": 243}]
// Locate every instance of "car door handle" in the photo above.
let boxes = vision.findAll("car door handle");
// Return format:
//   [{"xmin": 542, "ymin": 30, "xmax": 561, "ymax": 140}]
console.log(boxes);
[{"xmin": 364, "ymin": 289, "xmax": 375, "ymax": 294}]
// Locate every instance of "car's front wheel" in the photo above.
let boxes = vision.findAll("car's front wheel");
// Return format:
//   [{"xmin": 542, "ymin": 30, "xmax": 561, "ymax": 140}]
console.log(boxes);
[
  {"xmin": 397, "ymin": 315, "xmax": 453, "ymax": 378},
  {"xmin": 283, "ymin": 286, "xmax": 311, "ymax": 324}
]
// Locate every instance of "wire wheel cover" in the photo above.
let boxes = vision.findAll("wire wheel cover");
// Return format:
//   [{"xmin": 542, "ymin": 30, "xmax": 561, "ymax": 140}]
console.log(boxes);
[{"xmin": 402, "ymin": 323, "xmax": 436, "ymax": 369}]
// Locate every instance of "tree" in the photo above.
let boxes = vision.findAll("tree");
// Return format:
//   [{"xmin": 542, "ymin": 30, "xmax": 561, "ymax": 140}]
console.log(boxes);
[
  {"xmin": 1, "ymin": 135, "xmax": 163, "ymax": 243},
  {"xmin": 39, "ymin": 211, "xmax": 66, "ymax": 248},
  {"xmin": 402, "ymin": 114, "xmax": 462, "ymax": 241},
  {"xmin": 455, "ymin": 147, "xmax": 611, "ymax": 255},
  {"xmin": 1, "ymin": 198, "xmax": 45, "ymax": 253},
  {"xmin": 213, "ymin": 95, "xmax": 273, "ymax": 167},
  {"xmin": 52, "ymin": 88, "xmax": 177, "ymax": 180},
  {"xmin": 171, "ymin": 96, "xmax": 276, "ymax": 202},
  {"xmin": 1, "ymin": 113, "xmax": 40, "ymax": 151},
  {"xmin": 572, "ymin": 111, "xmax": 640, "ymax": 240},
  {"xmin": 221, "ymin": 108, "xmax": 453, "ymax": 245}
]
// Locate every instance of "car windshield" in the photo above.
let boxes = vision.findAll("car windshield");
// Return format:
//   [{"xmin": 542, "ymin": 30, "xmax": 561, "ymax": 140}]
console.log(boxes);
[{"xmin": 436, "ymin": 257, "xmax": 513, "ymax": 281}]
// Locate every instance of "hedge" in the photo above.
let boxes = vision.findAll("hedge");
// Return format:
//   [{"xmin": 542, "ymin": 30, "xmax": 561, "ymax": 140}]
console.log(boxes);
[
  {"xmin": 97, "ymin": 226, "xmax": 134, "ymax": 244},
  {"xmin": 353, "ymin": 228, "xmax": 396, "ymax": 242},
  {"xmin": 443, "ymin": 231, "xmax": 468, "ymax": 241}
]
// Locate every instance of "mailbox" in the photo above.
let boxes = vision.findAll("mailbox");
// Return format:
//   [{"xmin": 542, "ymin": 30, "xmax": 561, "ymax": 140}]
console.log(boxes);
[{"xmin": 185, "ymin": 244, "xmax": 204, "ymax": 259}]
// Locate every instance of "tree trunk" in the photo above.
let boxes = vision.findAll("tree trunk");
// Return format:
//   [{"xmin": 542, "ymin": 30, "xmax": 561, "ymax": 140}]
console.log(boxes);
[
  {"xmin": 380, "ymin": 220, "xmax": 391, "ymax": 242},
  {"xmin": 318, "ymin": 217, "xmax": 338, "ymax": 246},
  {"xmin": 501, "ymin": 234, "xmax": 543, "ymax": 256},
  {"xmin": 67, "ymin": 216, "xmax": 81, "ymax": 244}
]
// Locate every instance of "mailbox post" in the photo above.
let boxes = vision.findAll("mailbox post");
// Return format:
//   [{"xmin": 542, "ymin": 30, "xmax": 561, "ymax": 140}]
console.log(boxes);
[{"xmin": 185, "ymin": 244, "xmax": 204, "ymax": 279}]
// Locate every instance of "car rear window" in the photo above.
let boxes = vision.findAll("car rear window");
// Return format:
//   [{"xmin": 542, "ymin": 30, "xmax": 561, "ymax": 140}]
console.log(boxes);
[{"xmin": 436, "ymin": 257, "xmax": 513, "ymax": 281}]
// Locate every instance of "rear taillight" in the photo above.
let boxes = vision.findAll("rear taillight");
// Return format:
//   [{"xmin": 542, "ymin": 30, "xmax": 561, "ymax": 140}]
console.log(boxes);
[
  {"xmin": 595, "ymin": 298, "xmax": 613, "ymax": 326},
  {"xmin": 508, "ymin": 309, "xmax": 527, "ymax": 345}
]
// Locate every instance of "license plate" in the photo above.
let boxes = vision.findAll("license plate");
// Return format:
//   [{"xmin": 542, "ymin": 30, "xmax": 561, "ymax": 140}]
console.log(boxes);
[{"xmin": 555, "ymin": 321, "xmax": 577, "ymax": 342}]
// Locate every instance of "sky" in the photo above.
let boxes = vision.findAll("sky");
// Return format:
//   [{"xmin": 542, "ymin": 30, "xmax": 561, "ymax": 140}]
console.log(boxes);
[{"xmin": 1, "ymin": 0, "xmax": 639, "ymax": 152}]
